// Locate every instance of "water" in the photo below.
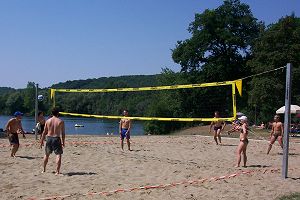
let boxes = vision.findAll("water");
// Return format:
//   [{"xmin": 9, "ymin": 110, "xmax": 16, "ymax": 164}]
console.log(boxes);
[{"xmin": 0, "ymin": 115, "xmax": 145, "ymax": 136}]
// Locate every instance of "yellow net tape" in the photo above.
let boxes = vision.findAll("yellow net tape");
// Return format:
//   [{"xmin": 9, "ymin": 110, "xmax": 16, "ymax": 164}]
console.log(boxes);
[
  {"xmin": 51, "ymin": 80, "xmax": 239, "ymax": 93},
  {"xmin": 60, "ymin": 112, "xmax": 235, "ymax": 122},
  {"xmin": 52, "ymin": 79, "xmax": 242, "ymax": 122}
]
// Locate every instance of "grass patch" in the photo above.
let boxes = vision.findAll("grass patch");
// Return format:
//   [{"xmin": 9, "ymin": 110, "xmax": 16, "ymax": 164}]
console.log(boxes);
[{"xmin": 278, "ymin": 193, "xmax": 300, "ymax": 200}]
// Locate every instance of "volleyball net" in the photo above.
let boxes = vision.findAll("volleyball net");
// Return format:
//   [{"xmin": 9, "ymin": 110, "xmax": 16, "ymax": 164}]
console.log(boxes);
[{"xmin": 50, "ymin": 79, "xmax": 242, "ymax": 122}]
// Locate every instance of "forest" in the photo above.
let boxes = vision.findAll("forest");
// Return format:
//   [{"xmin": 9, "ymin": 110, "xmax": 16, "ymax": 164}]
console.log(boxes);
[{"xmin": 0, "ymin": 0, "xmax": 299, "ymax": 134}]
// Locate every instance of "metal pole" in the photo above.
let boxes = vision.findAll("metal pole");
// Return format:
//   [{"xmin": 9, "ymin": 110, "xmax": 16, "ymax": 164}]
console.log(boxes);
[
  {"xmin": 34, "ymin": 84, "xmax": 39, "ymax": 140},
  {"xmin": 254, "ymin": 105, "xmax": 257, "ymax": 125},
  {"xmin": 282, "ymin": 63, "xmax": 292, "ymax": 179}
]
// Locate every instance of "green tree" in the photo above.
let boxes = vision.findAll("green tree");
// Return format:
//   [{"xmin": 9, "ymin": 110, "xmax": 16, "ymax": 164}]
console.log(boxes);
[
  {"xmin": 23, "ymin": 82, "xmax": 36, "ymax": 115},
  {"xmin": 5, "ymin": 92, "xmax": 24, "ymax": 115},
  {"xmin": 248, "ymin": 15, "xmax": 300, "ymax": 122},
  {"xmin": 172, "ymin": 0, "xmax": 262, "ymax": 82}
]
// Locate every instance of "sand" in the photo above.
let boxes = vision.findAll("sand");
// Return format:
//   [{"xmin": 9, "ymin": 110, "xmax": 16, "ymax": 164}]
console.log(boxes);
[{"xmin": 0, "ymin": 134, "xmax": 299, "ymax": 200}]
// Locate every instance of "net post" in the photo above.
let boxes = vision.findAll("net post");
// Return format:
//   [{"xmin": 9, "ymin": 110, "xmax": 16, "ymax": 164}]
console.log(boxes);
[
  {"xmin": 34, "ymin": 83, "xmax": 39, "ymax": 140},
  {"xmin": 53, "ymin": 90, "xmax": 56, "ymax": 108},
  {"xmin": 282, "ymin": 63, "xmax": 292, "ymax": 179},
  {"xmin": 232, "ymin": 82, "xmax": 237, "ymax": 120}
]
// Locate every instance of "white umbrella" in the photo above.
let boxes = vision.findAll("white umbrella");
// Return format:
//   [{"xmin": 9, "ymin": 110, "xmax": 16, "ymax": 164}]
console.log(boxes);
[
  {"xmin": 236, "ymin": 112, "xmax": 245, "ymax": 116},
  {"xmin": 276, "ymin": 105, "xmax": 300, "ymax": 114}
]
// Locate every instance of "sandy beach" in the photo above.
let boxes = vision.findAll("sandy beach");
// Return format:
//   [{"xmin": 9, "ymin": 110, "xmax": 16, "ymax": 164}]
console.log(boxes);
[{"xmin": 0, "ymin": 134, "xmax": 299, "ymax": 200}]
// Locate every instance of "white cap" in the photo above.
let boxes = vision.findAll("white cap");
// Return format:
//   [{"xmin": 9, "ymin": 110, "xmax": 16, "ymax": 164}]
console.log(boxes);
[{"xmin": 238, "ymin": 116, "xmax": 247, "ymax": 121}]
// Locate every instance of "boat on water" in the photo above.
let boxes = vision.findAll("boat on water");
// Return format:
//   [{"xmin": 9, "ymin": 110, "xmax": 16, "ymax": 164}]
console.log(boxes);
[{"xmin": 75, "ymin": 124, "xmax": 84, "ymax": 128}]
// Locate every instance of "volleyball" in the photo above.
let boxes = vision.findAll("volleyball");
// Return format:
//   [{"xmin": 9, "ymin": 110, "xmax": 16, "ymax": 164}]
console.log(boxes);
[{"xmin": 38, "ymin": 95, "xmax": 44, "ymax": 101}]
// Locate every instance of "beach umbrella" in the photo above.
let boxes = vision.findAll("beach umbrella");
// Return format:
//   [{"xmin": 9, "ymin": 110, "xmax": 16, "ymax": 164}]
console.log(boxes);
[
  {"xmin": 276, "ymin": 105, "xmax": 300, "ymax": 114},
  {"xmin": 236, "ymin": 112, "xmax": 245, "ymax": 116}
]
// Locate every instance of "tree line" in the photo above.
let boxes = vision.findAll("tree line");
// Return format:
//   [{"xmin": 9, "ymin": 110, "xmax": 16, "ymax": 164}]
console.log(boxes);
[{"xmin": 0, "ymin": 0, "xmax": 299, "ymax": 134}]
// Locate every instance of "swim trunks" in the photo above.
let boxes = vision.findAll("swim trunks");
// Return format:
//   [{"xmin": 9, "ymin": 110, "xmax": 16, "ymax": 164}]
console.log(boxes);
[
  {"xmin": 8, "ymin": 133, "xmax": 19, "ymax": 145},
  {"xmin": 214, "ymin": 126, "xmax": 222, "ymax": 131},
  {"xmin": 272, "ymin": 132, "xmax": 281, "ymax": 140},
  {"xmin": 240, "ymin": 138, "xmax": 249, "ymax": 144},
  {"xmin": 120, "ymin": 128, "xmax": 130, "ymax": 140},
  {"xmin": 45, "ymin": 136, "xmax": 63, "ymax": 155}
]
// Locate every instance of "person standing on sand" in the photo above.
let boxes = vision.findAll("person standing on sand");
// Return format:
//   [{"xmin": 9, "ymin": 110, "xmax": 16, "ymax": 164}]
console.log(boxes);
[
  {"xmin": 267, "ymin": 115, "xmax": 283, "ymax": 154},
  {"xmin": 235, "ymin": 116, "xmax": 249, "ymax": 168},
  {"xmin": 37, "ymin": 111, "xmax": 46, "ymax": 138},
  {"xmin": 209, "ymin": 111, "xmax": 226, "ymax": 145},
  {"xmin": 5, "ymin": 111, "xmax": 26, "ymax": 157},
  {"xmin": 119, "ymin": 110, "xmax": 131, "ymax": 151},
  {"xmin": 40, "ymin": 107, "xmax": 65, "ymax": 175}
]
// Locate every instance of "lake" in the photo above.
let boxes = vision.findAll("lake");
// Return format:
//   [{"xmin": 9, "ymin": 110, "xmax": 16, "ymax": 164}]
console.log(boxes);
[{"xmin": 0, "ymin": 115, "xmax": 145, "ymax": 136}]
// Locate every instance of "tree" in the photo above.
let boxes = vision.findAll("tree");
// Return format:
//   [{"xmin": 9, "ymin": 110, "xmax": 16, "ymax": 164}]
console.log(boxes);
[
  {"xmin": 172, "ymin": 0, "xmax": 262, "ymax": 82},
  {"xmin": 5, "ymin": 92, "xmax": 24, "ymax": 115},
  {"xmin": 23, "ymin": 82, "xmax": 36, "ymax": 115},
  {"xmin": 248, "ymin": 15, "xmax": 300, "ymax": 122}
]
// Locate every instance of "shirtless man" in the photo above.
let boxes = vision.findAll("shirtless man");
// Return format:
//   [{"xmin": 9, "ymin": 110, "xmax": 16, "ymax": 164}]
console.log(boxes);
[
  {"xmin": 119, "ymin": 110, "xmax": 131, "ymax": 151},
  {"xmin": 5, "ymin": 111, "xmax": 26, "ymax": 157},
  {"xmin": 267, "ymin": 115, "xmax": 283, "ymax": 154},
  {"xmin": 209, "ymin": 111, "xmax": 226, "ymax": 145},
  {"xmin": 40, "ymin": 107, "xmax": 65, "ymax": 175}
]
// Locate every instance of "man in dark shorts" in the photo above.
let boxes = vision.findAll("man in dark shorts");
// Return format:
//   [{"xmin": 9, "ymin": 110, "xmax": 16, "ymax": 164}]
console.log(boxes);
[
  {"xmin": 267, "ymin": 115, "xmax": 283, "ymax": 154},
  {"xmin": 209, "ymin": 111, "xmax": 226, "ymax": 145},
  {"xmin": 5, "ymin": 111, "xmax": 26, "ymax": 157},
  {"xmin": 40, "ymin": 107, "xmax": 65, "ymax": 175}
]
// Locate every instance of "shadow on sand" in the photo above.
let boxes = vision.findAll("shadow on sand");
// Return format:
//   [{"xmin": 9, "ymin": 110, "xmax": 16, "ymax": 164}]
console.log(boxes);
[
  {"xmin": 220, "ymin": 144, "xmax": 237, "ymax": 147},
  {"xmin": 16, "ymin": 156, "xmax": 43, "ymax": 160},
  {"xmin": 65, "ymin": 172, "xmax": 97, "ymax": 176},
  {"xmin": 247, "ymin": 164, "xmax": 270, "ymax": 168}
]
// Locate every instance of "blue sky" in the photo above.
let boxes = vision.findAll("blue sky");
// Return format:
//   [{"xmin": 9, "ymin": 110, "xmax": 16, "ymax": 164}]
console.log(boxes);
[{"xmin": 0, "ymin": 0, "xmax": 299, "ymax": 89}]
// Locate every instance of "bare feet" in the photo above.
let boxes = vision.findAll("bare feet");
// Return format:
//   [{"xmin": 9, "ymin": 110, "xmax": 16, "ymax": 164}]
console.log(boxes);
[
  {"xmin": 55, "ymin": 172, "xmax": 63, "ymax": 176},
  {"xmin": 234, "ymin": 165, "xmax": 239, "ymax": 168}
]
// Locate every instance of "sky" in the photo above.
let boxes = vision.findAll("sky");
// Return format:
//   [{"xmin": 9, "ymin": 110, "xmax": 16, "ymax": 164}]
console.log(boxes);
[{"xmin": 0, "ymin": 0, "xmax": 299, "ymax": 89}]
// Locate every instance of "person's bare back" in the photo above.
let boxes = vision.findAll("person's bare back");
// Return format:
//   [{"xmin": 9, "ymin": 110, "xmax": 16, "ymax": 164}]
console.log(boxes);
[
  {"xmin": 44, "ymin": 116, "xmax": 65, "ymax": 138},
  {"xmin": 40, "ymin": 107, "xmax": 65, "ymax": 175}
]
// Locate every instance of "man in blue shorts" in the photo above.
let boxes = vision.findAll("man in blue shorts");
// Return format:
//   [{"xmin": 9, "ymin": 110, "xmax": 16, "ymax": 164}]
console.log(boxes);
[{"xmin": 119, "ymin": 110, "xmax": 131, "ymax": 151}]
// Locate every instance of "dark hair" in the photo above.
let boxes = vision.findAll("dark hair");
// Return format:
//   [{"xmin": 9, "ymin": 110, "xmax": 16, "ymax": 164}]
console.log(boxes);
[
  {"xmin": 38, "ymin": 111, "xmax": 44, "ymax": 116},
  {"xmin": 52, "ymin": 107, "xmax": 59, "ymax": 117}
]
